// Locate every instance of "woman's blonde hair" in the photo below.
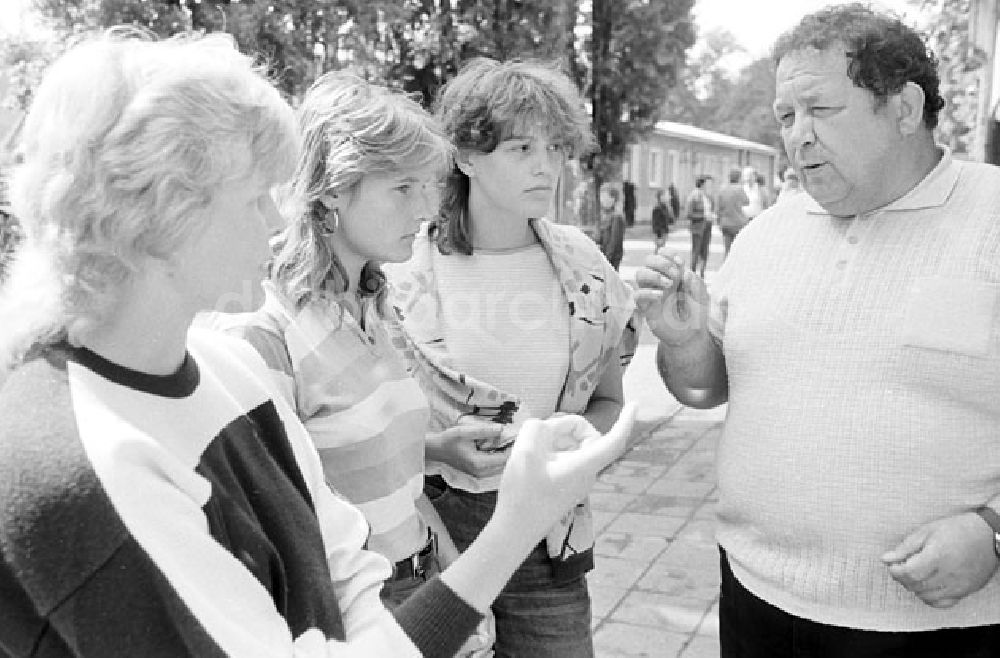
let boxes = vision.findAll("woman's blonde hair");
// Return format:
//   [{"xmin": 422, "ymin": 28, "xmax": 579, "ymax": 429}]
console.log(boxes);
[
  {"xmin": 269, "ymin": 71, "xmax": 452, "ymax": 311},
  {"xmin": 432, "ymin": 58, "xmax": 595, "ymax": 255},
  {"xmin": 0, "ymin": 28, "xmax": 299, "ymax": 369}
]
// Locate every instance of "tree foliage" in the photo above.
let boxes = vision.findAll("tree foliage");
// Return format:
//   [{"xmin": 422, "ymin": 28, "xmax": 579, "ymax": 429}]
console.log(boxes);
[
  {"xmin": 910, "ymin": 0, "xmax": 976, "ymax": 156},
  {"xmin": 581, "ymin": 0, "xmax": 696, "ymax": 182},
  {"xmin": 21, "ymin": 0, "xmax": 698, "ymax": 216},
  {"xmin": 379, "ymin": 0, "xmax": 576, "ymax": 107},
  {"xmin": 661, "ymin": 28, "xmax": 780, "ymax": 155},
  {"xmin": 31, "ymin": 0, "xmax": 366, "ymax": 98},
  {"xmin": 0, "ymin": 32, "xmax": 65, "ymax": 111},
  {"xmin": 700, "ymin": 57, "xmax": 777, "ymax": 147}
]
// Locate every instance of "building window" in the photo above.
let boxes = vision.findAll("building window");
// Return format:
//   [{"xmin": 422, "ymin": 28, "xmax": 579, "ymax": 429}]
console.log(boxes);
[
  {"xmin": 630, "ymin": 146, "xmax": 642, "ymax": 184},
  {"xmin": 667, "ymin": 150, "xmax": 679, "ymax": 184},
  {"xmin": 648, "ymin": 149, "xmax": 664, "ymax": 187}
]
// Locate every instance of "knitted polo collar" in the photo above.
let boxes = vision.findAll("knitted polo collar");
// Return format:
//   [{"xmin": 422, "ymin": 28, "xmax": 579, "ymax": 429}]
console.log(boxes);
[{"xmin": 805, "ymin": 145, "xmax": 958, "ymax": 216}]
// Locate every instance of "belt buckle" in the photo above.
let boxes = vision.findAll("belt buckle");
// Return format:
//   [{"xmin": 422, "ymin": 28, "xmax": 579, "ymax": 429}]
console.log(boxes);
[
  {"xmin": 412, "ymin": 553, "xmax": 426, "ymax": 580},
  {"xmin": 413, "ymin": 529, "xmax": 437, "ymax": 580},
  {"xmin": 395, "ymin": 530, "xmax": 436, "ymax": 581}
]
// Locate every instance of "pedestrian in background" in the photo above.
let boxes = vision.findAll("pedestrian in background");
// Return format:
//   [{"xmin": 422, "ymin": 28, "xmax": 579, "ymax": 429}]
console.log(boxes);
[
  {"xmin": 776, "ymin": 165, "xmax": 804, "ymax": 203},
  {"xmin": 684, "ymin": 174, "xmax": 715, "ymax": 276},
  {"xmin": 650, "ymin": 188, "xmax": 674, "ymax": 252},
  {"xmin": 598, "ymin": 182, "xmax": 626, "ymax": 270},
  {"xmin": 716, "ymin": 168, "xmax": 750, "ymax": 259},
  {"xmin": 668, "ymin": 182, "xmax": 681, "ymax": 222},
  {"xmin": 637, "ymin": 4, "xmax": 1000, "ymax": 656},
  {"xmin": 622, "ymin": 178, "xmax": 636, "ymax": 228},
  {"xmin": 756, "ymin": 172, "xmax": 773, "ymax": 210},
  {"xmin": 387, "ymin": 57, "xmax": 636, "ymax": 658},
  {"xmin": 741, "ymin": 166, "xmax": 766, "ymax": 222}
]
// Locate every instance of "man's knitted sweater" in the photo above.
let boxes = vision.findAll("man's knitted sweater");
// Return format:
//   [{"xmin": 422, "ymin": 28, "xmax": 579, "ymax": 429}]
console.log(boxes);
[
  {"xmin": 710, "ymin": 149, "xmax": 1000, "ymax": 631},
  {"xmin": 0, "ymin": 329, "xmax": 480, "ymax": 656}
]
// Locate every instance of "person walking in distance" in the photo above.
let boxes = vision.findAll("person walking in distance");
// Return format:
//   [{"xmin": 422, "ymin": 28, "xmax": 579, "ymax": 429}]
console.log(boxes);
[
  {"xmin": 684, "ymin": 174, "xmax": 715, "ymax": 276},
  {"xmin": 650, "ymin": 188, "xmax": 675, "ymax": 253},
  {"xmin": 716, "ymin": 168, "xmax": 750, "ymax": 260},
  {"xmin": 598, "ymin": 182, "xmax": 626, "ymax": 270}
]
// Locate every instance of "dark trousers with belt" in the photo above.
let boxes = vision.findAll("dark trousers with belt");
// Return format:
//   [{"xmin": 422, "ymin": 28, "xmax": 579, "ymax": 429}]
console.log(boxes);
[
  {"xmin": 719, "ymin": 548, "xmax": 1000, "ymax": 658},
  {"xmin": 689, "ymin": 220, "xmax": 711, "ymax": 275},
  {"xmin": 721, "ymin": 225, "xmax": 743, "ymax": 259}
]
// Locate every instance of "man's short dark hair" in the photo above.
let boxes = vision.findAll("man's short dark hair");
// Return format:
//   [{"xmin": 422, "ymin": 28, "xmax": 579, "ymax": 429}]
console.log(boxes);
[
  {"xmin": 772, "ymin": 2, "xmax": 945, "ymax": 129},
  {"xmin": 695, "ymin": 174, "xmax": 712, "ymax": 188}
]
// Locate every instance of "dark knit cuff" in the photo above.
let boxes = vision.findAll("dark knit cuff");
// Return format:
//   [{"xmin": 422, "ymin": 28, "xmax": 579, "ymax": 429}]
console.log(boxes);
[{"xmin": 392, "ymin": 576, "xmax": 484, "ymax": 658}]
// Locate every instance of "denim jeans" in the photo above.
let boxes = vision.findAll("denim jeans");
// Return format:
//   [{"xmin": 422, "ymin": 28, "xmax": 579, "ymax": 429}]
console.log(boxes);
[
  {"xmin": 431, "ymin": 481, "xmax": 594, "ymax": 658},
  {"xmin": 719, "ymin": 547, "xmax": 1000, "ymax": 658},
  {"xmin": 689, "ymin": 220, "xmax": 712, "ymax": 275}
]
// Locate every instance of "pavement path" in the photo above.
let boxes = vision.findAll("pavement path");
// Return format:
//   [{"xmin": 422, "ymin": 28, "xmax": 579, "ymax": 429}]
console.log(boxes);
[{"xmin": 591, "ymin": 225, "xmax": 726, "ymax": 657}]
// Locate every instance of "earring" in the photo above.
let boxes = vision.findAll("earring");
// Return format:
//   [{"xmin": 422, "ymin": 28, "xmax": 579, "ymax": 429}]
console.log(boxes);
[{"xmin": 321, "ymin": 207, "xmax": 340, "ymax": 236}]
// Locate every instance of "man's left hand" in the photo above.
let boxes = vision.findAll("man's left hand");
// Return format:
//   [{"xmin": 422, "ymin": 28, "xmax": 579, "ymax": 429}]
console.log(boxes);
[{"xmin": 882, "ymin": 512, "xmax": 999, "ymax": 608}]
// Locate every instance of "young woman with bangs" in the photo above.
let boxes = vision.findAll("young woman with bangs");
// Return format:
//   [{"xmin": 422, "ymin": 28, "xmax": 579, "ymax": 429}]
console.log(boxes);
[{"xmin": 387, "ymin": 58, "xmax": 637, "ymax": 657}]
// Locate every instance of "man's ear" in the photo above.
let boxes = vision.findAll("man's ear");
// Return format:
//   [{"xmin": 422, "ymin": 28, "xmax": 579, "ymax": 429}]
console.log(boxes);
[{"xmin": 896, "ymin": 82, "xmax": 926, "ymax": 136}]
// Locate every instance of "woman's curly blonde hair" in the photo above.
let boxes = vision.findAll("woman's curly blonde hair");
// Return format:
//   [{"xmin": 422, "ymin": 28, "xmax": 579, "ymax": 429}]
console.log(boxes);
[{"xmin": 0, "ymin": 28, "xmax": 298, "ymax": 369}]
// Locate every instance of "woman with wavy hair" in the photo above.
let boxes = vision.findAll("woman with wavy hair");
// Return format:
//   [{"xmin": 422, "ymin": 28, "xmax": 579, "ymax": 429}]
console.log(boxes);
[
  {"xmin": 387, "ymin": 57, "xmax": 637, "ymax": 657},
  {"xmin": 0, "ymin": 32, "xmax": 636, "ymax": 656},
  {"xmin": 216, "ymin": 71, "xmax": 502, "ymax": 655}
]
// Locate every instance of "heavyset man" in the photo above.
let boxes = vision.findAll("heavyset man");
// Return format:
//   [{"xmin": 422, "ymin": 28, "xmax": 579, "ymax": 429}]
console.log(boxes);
[{"xmin": 637, "ymin": 4, "xmax": 1000, "ymax": 656}]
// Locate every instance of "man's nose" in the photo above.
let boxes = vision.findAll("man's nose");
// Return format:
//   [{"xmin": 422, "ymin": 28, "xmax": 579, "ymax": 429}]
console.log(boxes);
[{"xmin": 787, "ymin": 114, "xmax": 816, "ymax": 148}]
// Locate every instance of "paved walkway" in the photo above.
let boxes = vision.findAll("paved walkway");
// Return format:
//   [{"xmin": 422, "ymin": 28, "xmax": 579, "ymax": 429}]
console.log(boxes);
[
  {"xmin": 590, "ymin": 226, "xmax": 726, "ymax": 656},
  {"xmin": 591, "ymin": 353, "xmax": 724, "ymax": 657}
]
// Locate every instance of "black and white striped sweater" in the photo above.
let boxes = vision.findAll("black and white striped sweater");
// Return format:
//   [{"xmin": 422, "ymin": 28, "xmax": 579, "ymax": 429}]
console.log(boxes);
[{"xmin": 0, "ymin": 329, "xmax": 479, "ymax": 657}]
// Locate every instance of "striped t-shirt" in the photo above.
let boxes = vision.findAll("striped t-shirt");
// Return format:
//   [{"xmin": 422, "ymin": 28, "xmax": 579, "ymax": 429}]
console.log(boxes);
[{"xmin": 218, "ymin": 282, "xmax": 430, "ymax": 563}]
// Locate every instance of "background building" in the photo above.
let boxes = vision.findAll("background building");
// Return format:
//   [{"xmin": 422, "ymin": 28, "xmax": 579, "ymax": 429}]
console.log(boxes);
[{"xmin": 622, "ymin": 120, "xmax": 777, "ymax": 225}]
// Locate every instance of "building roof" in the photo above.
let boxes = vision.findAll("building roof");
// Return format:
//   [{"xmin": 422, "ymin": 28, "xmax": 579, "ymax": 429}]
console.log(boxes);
[{"xmin": 653, "ymin": 120, "xmax": 777, "ymax": 155}]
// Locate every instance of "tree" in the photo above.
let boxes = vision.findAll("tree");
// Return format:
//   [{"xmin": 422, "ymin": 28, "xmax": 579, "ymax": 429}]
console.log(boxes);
[
  {"xmin": 31, "ymin": 0, "xmax": 376, "ymax": 98},
  {"xmin": 27, "ymin": 0, "xmax": 700, "ymax": 229},
  {"xmin": 661, "ymin": 28, "xmax": 741, "ymax": 126},
  {"xmin": 700, "ymin": 56, "xmax": 778, "ymax": 148},
  {"xmin": 908, "ymin": 0, "xmax": 977, "ymax": 157},
  {"xmin": 378, "ymin": 0, "xmax": 577, "ymax": 107},
  {"xmin": 0, "ymin": 31, "xmax": 65, "ymax": 111},
  {"xmin": 581, "ymin": 0, "xmax": 696, "ymax": 182}
]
